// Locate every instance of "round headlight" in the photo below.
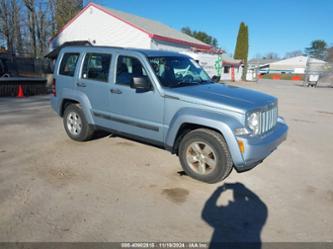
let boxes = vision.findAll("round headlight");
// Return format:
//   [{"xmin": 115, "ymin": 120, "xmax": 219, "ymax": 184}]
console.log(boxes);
[{"xmin": 247, "ymin": 112, "xmax": 260, "ymax": 134}]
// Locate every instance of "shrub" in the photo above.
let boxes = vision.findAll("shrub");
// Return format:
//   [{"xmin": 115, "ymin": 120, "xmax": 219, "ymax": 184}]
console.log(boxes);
[{"xmin": 261, "ymin": 74, "xmax": 304, "ymax": 81}]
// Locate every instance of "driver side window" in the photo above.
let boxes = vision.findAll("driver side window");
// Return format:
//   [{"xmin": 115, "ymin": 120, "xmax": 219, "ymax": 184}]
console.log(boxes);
[
  {"xmin": 116, "ymin": 56, "xmax": 149, "ymax": 87},
  {"xmin": 149, "ymin": 57, "xmax": 176, "ymax": 86}
]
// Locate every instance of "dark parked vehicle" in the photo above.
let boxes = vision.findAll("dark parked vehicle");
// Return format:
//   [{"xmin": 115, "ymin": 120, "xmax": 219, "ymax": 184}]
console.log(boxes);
[
  {"xmin": 0, "ymin": 54, "xmax": 50, "ymax": 97},
  {"xmin": 0, "ymin": 58, "xmax": 10, "ymax": 77}
]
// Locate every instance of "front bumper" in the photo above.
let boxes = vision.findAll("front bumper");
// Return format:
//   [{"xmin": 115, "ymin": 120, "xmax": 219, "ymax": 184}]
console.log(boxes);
[{"xmin": 234, "ymin": 118, "xmax": 288, "ymax": 171}]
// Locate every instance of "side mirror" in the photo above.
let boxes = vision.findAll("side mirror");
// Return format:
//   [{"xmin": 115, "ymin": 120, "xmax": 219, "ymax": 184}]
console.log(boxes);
[
  {"xmin": 212, "ymin": 75, "xmax": 221, "ymax": 82},
  {"xmin": 131, "ymin": 76, "xmax": 151, "ymax": 90}
]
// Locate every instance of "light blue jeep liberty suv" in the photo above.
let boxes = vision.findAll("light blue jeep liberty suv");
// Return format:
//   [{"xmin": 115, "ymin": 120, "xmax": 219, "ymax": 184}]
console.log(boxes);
[{"xmin": 51, "ymin": 46, "xmax": 288, "ymax": 183}]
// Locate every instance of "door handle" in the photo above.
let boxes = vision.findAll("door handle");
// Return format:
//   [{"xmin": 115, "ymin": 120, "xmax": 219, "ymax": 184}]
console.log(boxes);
[
  {"xmin": 110, "ymin": 88, "xmax": 122, "ymax": 94},
  {"xmin": 76, "ymin": 82, "xmax": 86, "ymax": 87}
]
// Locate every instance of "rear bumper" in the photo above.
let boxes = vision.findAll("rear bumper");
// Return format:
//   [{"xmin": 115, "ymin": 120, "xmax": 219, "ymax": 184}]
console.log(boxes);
[
  {"xmin": 50, "ymin": 96, "xmax": 61, "ymax": 115},
  {"xmin": 234, "ymin": 119, "xmax": 288, "ymax": 171}
]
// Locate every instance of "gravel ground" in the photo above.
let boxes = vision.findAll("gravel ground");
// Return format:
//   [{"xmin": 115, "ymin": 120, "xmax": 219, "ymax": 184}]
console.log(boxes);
[{"xmin": 0, "ymin": 79, "xmax": 332, "ymax": 243}]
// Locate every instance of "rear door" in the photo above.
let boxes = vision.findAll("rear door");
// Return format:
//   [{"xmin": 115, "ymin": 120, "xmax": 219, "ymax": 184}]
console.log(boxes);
[
  {"xmin": 57, "ymin": 52, "xmax": 81, "ymax": 94},
  {"xmin": 76, "ymin": 51, "xmax": 113, "ymax": 128}
]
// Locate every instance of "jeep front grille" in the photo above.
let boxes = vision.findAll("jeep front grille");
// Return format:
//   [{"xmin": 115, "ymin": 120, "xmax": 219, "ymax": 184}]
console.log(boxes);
[{"xmin": 259, "ymin": 105, "xmax": 278, "ymax": 134}]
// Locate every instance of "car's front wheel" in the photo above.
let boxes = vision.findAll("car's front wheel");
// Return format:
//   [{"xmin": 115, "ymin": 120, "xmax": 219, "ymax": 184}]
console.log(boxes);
[
  {"xmin": 63, "ymin": 104, "xmax": 94, "ymax": 141},
  {"xmin": 178, "ymin": 128, "xmax": 233, "ymax": 183}
]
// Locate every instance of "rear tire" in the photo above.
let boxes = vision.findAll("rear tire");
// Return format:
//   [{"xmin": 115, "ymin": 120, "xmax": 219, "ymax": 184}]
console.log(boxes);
[
  {"xmin": 178, "ymin": 128, "xmax": 233, "ymax": 183},
  {"xmin": 63, "ymin": 104, "xmax": 94, "ymax": 141}
]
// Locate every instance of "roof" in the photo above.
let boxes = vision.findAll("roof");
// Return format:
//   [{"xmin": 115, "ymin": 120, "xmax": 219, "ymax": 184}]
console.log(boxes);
[
  {"xmin": 269, "ymin": 56, "xmax": 327, "ymax": 71},
  {"xmin": 221, "ymin": 54, "xmax": 242, "ymax": 65},
  {"xmin": 248, "ymin": 58, "xmax": 278, "ymax": 66},
  {"xmin": 270, "ymin": 56, "xmax": 308, "ymax": 66},
  {"xmin": 270, "ymin": 56, "xmax": 327, "ymax": 66},
  {"xmin": 308, "ymin": 57, "xmax": 328, "ymax": 64},
  {"xmin": 50, "ymin": 2, "xmax": 212, "ymax": 50}
]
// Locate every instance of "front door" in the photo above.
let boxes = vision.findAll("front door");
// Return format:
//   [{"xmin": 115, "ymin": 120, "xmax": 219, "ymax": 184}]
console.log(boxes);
[{"xmin": 108, "ymin": 54, "xmax": 164, "ymax": 143}]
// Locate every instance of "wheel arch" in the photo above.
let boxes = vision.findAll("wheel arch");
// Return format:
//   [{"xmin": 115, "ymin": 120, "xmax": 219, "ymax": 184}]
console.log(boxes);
[
  {"xmin": 59, "ymin": 89, "xmax": 94, "ymax": 124},
  {"xmin": 171, "ymin": 123, "xmax": 223, "ymax": 155},
  {"xmin": 165, "ymin": 108, "xmax": 245, "ymax": 166},
  {"xmin": 60, "ymin": 99, "xmax": 80, "ymax": 117}
]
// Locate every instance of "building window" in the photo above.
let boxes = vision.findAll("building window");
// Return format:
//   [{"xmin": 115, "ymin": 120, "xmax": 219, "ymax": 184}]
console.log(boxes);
[
  {"xmin": 81, "ymin": 53, "xmax": 112, "ymax": 82},
  {"xmin": 59, "ymin": 53, "xmax": 80, "ymax": 77},
  {"xmin": 224, "ymin": 66, "xmax": 230, "ymax": 74}
]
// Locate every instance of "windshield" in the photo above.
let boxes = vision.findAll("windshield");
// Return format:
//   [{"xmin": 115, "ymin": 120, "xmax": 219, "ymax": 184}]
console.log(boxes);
[{"xmin": 148, "ymin": 56, "xmax": 212, "ymax": 88}]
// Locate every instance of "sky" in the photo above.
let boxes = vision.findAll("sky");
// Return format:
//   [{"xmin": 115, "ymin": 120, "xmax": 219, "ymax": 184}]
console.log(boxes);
[{"xmin": 88, "ymin": 0, "xmax": 333, "ymax": 58}]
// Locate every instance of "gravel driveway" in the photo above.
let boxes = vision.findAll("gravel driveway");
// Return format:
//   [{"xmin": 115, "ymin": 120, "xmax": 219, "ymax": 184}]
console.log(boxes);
[{"xmin": 0, "ymin": 80, "xmax": 332, "ymax": 244}]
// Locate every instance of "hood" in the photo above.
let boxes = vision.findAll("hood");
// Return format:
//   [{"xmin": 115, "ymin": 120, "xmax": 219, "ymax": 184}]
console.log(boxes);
[{"xmin": 164, "ymin": 83, "xmax": 277, "ymax": 114}]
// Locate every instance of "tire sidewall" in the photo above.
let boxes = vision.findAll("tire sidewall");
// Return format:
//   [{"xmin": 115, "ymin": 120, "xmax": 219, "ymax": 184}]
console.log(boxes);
[{"xmin": 179, "ymin": 130, "xmax": 230, "ymax": 183}]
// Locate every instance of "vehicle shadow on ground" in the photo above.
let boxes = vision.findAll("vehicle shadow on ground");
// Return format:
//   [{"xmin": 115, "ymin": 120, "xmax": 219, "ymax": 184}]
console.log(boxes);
[
  {"xmin": 90, "ymin": 130, "xmax": 112, "ymax": 140},
  {"xmin": 202, "ymin": 182, "xmax": 268, "ymax": 249}
]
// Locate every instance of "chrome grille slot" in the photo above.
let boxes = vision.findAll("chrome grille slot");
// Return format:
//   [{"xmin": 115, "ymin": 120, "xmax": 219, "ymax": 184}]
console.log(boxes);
[{"xmin": 259, "ymin": 105, "xmax": 278, "ymax": 134}]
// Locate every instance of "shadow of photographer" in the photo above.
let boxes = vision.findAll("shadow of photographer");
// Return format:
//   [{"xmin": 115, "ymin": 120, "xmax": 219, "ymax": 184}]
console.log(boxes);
[{"xmin": 202, "ymin": 182, "xmax": 268, "ymax": 249}]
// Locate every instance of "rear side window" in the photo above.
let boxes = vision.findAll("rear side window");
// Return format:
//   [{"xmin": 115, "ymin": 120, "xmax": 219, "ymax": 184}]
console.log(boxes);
[
  {"xmin": 82, "ymin": 53, "xmax": 112, "ymax": 82},
  {"xmin": 59, "ymin": 53, "xmax": 79, "ymax": 76}
]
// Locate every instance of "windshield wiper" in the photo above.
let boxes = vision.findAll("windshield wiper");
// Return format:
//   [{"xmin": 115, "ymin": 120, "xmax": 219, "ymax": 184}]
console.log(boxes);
[
  {"xmin": 168, "ymin": 78, "xmax": 212, "ymax": 88},
  {"xmin": 169, "ymin": 81, "xmax": 197, "ymax": 88},
  {"xmin": 193, "ymin": 79, "xmax": 212, "ymax": 84}
]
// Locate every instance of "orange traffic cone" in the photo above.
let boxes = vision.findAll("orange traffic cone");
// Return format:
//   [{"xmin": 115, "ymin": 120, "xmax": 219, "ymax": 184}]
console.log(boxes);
[{"xmin": 17, "ymin": 85, "xmax": 24, "ymax": 98}]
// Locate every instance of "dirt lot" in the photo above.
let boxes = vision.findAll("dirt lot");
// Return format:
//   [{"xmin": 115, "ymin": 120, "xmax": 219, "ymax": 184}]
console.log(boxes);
[{"xmin": 0, "ymin": 79, "xmax": 332, "ymax": 243}]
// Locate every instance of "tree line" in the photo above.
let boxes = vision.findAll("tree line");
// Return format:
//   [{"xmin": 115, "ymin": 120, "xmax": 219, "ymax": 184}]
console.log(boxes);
[
  {"xmin": 182, "ymin": 22, "xmax": 249, "ymax": 80},
  {"xmin": 182, "ymin": 22, "xmax": 332, "ymax": 64},
  {"xmin": 255, "ymin": 40, "xmax": 333, "ymax": 62},
  {"xmin": 0, "ymin": 0, "xmax": 83, "ymax": 58},
  {"xmin": 181, "ymin": 27, "xmax": 218, "ymax": 48},
  {"xmin": 181, "ymin": 23, "xmax": 249, "ymax": 63}
]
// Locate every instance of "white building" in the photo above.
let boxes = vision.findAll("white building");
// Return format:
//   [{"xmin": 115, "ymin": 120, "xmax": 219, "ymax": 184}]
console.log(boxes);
[
  {"xmin": 219, "ymin": 54, "xmax": 243, "ymax": 81},
  {"xmin": 49, "ymin": 2, "xmax": 212, "ymax": 53},
  {"xmin": 49, "ymin": 3, "xmax": 242, "ymax": 81},
  {"xmin": 181, "ymin": 52, "xmax": 242, "ymax": 80},
  {"xmin": 267, "ymin": 56, "xmax": 327, "ymax": 74},
  {"xmin": 246, "ymin": 56, "xmax": 328, "ymax": 81},
  {"xmin": 246, "ymin": 58, "xmax": 278, "ymax": 81}
]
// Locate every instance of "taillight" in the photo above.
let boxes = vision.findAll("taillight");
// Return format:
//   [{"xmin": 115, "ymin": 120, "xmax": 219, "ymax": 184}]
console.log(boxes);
[{"xmin": 52, "ymin": 78, "xmax": 56, "ymax": 96}]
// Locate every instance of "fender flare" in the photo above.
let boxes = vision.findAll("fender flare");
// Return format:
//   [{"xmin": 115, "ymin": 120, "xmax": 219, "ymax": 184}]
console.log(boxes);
[
  {"xmin": 59, "ymin": 88, "xmax": 95, "ymax": 125},
  {"xmin": 165, "ymin": 108, "xmax": 244, "ymax": 166}
]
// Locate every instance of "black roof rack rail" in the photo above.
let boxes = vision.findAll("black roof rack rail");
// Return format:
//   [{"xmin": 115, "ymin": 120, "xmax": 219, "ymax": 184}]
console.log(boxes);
[
  {"xmin": 45, "ymin": 41, "xmax": 130, "ymax": 59},
  {"xmin": 45, "ymin": 40, "xmax": 92, "ymax": 59}
]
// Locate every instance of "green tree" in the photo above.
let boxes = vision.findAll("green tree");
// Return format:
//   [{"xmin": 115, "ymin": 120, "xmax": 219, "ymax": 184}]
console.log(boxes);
[
  {"xmin": 181, "ymin": 27, "xmax": 192, "ymax": 36},
  {"xmin": 234, "ymin": 22, "xmax": 249, "ymax": 80},
  {"xmin": 0, "ymin": 0, "xmax": 23, "ymax": 55},
  {"xmin": 305, "ymin": 40, "xmax": 328, "ymax": 60},
  {"xmin": 56, "ymin": 0, "xmax": 83, "ymax": 32},
  {"xmin": 181, "ymin": 27, "xmax": 218, "ymax": 47}
]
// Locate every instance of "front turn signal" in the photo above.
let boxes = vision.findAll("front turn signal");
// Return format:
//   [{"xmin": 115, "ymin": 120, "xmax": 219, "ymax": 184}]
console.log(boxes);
[{"xmin": 237, "ymin": 140, "xmax": 245, "ymax": 154}]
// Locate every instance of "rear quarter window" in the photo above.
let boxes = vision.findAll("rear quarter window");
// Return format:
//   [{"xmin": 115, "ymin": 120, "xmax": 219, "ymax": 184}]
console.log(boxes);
[{"xmin": 59, "ymin": 53, "xmax": 80, "ymax": 77}]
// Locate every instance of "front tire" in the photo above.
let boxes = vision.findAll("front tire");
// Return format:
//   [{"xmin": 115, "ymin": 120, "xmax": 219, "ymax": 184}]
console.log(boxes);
[
  {"xmin": 178, "ymin": 128, "xmax": 233, "ymax": 183},
  {"xmin": 63, "ymin": 104, "xmax": 94, "ymax": 141}
]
